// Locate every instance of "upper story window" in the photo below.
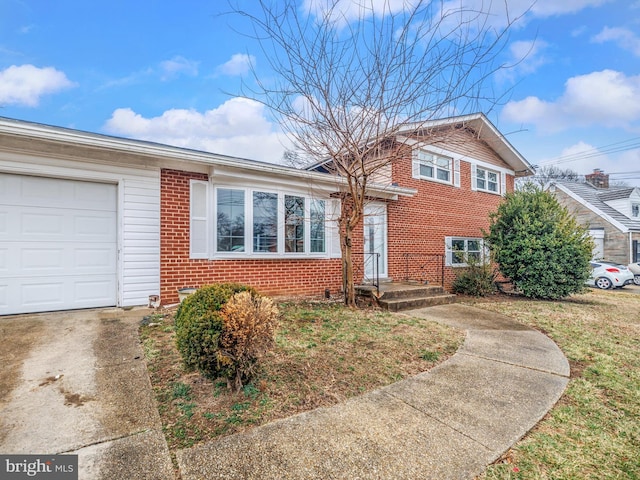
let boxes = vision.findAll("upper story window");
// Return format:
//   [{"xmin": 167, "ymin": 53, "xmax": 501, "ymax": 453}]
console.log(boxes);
[
  {"xmin": 475, "ymin": 167, "xmax": 499, "ymax": 193},
  {"xmin": 632, "ymin": 202, "xmax": 639, "ymax": 218},
  {"xmin": 413, "ymin": 149, "xmax": 453, "ymax": 184}
]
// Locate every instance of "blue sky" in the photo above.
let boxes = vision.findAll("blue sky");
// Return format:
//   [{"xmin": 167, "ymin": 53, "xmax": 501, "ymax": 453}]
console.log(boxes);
[{"xmin": 1, "ymin": 0, "xmax": 639, "ymax": 186}]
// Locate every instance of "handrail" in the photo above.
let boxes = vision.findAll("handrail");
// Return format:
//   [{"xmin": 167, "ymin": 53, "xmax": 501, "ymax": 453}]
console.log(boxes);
[
  {"xmin": 402, "ymin": 253, "xmax": 445, "ymax": 287},
  {"xmin": 352, "ymin": 252, "xmax": 380, "ymax": 296}
]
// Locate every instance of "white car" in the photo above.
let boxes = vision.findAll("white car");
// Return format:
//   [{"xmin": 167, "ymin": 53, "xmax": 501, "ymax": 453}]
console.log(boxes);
[
  {"xmin": 587, "ymin": 261, "xmax": 635, "ymax": 289},
  {"xmin": 628, "ymin": 262, "xmax": 640, "ymax": 285}
]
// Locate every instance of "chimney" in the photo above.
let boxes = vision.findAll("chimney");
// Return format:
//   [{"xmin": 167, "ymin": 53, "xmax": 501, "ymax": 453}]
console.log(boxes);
[{"xmin": 585, "ymin": 169, "xmax": 609, "ymax": 189}]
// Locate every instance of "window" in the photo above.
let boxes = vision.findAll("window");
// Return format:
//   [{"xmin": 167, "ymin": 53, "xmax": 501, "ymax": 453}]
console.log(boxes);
[
  {"xmin": 632, "ymin": 203, "xmax": 639, "ymax": 218},
  {"xmin": 217, "ymin": 188, "xmax": 245, "ymax": 252},
  {"xmin": 207, "ymin": 187, "xmax": 327, "ymax": 257},
  {"xmin": 310, "ymin": 199, "xmax": 326, "ymax": 253},
  {"xmin": 285, "ymin": 195, "xmax": 305, "ymax": 252},
  {"xmin": 253, "ymin": 192, "xmax": 278, "ymax": 252},
  {"xmin": 446, "ymin": 237, "xmax": 485, "ymax": 266},
  {"xmin": 476, "ymin": 167, "xmax": 499, "ymax": 193},
  {"xmin": 414, "ymin": 150, "xmax": 452, "ymax": 183}
]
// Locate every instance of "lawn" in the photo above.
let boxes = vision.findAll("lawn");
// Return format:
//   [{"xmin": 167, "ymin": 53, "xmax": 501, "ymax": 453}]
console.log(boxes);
[
  {"xmin": 467, "ymin": 288, "xmax": 640, "ymax": 480},
  {"xmin": 139, "ymin": 299, "xmax": 464, "ymax": 450}
]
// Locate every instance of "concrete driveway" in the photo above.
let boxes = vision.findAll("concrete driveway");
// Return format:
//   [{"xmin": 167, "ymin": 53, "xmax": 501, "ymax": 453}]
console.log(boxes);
[{"xmin": 0, "ymin": 308, "xmax": 175, "ymax": 479}]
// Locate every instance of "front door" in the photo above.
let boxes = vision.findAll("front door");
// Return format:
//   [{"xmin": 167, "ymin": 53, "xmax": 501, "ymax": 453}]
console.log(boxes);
[{"xmin": 363, "ymin": 202, "xmax": 387, "ymax": 281}]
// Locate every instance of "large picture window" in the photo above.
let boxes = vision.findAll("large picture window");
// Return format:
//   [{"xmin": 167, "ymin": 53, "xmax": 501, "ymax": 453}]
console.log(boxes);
[{"xmin": 208, "ymin": 187, "xmax": 327, "ymax": 257}]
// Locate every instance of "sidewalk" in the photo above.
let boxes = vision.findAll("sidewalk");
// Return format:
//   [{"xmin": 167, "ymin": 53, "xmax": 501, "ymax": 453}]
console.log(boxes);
[{"xmin": 176, "ymin": 304, "xmax": 570, "ymax": 480}]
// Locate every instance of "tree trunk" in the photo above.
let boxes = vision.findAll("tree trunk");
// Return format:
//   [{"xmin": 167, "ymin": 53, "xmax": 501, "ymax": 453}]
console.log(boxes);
[{"xmin": 342, "ymin": 222, "xmax": 356, "ymax": 307}]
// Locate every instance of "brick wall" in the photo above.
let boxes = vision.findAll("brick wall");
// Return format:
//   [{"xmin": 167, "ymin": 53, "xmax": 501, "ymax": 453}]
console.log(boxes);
[
  {"xmin": 160, "ymin": 169, "xmax": 342, "ymax": 304},
  {"xmin": 388, "ymin": 150, "xmax": 510, "ymax": 290}
]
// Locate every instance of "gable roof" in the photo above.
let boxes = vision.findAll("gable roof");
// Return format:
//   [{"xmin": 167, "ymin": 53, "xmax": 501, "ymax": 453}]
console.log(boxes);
[
  {"xmin": 306, "ymin": 113, "xmax": 534, "ymax": 176},
  {"xmin": 551, "ymin": 181, "xmax": 640, "ymax": 233}
]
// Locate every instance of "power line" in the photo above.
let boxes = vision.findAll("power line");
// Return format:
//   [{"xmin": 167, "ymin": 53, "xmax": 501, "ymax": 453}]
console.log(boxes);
[{"xmin": 538, "ymin": 136, "xmax": 640, "ymax": 167}]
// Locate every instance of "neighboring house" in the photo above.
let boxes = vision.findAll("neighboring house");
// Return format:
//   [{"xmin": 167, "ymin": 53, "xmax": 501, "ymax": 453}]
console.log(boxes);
[
  {"xmin": 0, "ymin": 114, "xmax": 532, "ymax": 316},
  {"xmin": 548, "ymin": 169, "xmax": 640, "ymax": 264}
]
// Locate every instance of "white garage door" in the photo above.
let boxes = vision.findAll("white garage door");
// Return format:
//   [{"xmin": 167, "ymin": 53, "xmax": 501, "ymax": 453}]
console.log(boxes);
[{"xmin": 0, "ymin": 173, "xmax": 117, "ymax": 315}]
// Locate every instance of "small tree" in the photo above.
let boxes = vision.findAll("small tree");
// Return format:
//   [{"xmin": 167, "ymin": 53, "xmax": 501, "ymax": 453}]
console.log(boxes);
[
  {"xmin": 230, "ymin": 0, "xmax": 528, "ymax": 306},
  {"xmin": 485, "ymin": 185, "xmax": 593, "ymax": 299}
]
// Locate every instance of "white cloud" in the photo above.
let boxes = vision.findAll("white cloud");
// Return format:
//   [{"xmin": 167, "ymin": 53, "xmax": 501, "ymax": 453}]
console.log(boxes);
[
  {"xmin": 502, "ymin": 70, "xmax": 640, "ymax": 132},
  {"xmin": 217, "ymin": 54, "xmax": 255, "ymax": 76},
  {"xmin": 303, "ymin": 0, "xmax": 409, "ymax": 24},
  {"xmin": 592, "ymin": 27, "xmax": 640, "ymax": 57},
  {"xmin": 104, "ymin": 97, "xmax": 290, "ymax": 163},
  {"xmin": 499, "ymin": 39, "xmax": 549, "ymax": 81},
  {"xmin": 159, "ymin": 56, "xmax": 199, "ymax": 79},
  {"xmin": 529, "ymin": 0, "xmax": 611, "ymax": 16},
  {"xmin": 0, "ymin": 64, "xmax": 75, "ymax": 107}
]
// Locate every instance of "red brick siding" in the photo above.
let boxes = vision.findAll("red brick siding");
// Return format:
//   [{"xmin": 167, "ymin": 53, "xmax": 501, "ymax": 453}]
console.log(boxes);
[
  {"xmin": 389, "ymin": 152, "xmax": 511, "ymax": 289},
  {"xmin": 160, "ymin": 169, "xmax": 342, "ymax": 304}
]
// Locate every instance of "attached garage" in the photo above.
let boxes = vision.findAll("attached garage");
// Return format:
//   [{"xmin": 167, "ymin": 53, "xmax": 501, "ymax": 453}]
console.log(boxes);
[{"xmin": 0, "ymin": 173, "xmax": 118, "ymax": 314}]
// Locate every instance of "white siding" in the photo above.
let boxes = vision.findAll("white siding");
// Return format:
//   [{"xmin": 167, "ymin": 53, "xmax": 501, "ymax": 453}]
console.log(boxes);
[
  {"xmin": 121, "ymin": 176, "xmax": 160, "ymax": 306},
  {"xmin": 0, "ymin": 152, "xmax": 160, "ymax": 310}
]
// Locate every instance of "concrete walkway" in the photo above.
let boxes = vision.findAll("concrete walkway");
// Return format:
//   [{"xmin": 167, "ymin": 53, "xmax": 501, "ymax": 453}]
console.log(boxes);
[
  {"xmin": 0, "ymin": 303, "xmax": 569, "ymax": 480},
  {"xmin": 176, "ymin": 304, "xmax": 570, "ymax": 480}
]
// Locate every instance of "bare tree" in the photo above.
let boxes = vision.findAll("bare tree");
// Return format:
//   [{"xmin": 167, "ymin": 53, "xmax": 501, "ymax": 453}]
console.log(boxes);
[
  {"xmin": 230, "ymin": 0, "xmax": 527, "ymax": 306},
  {"xmin": 518, "ymin": 165, "xmax": 581, "ymax": 189}
]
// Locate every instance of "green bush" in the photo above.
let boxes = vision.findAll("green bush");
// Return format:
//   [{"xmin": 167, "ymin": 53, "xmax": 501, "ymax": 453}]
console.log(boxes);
[
  {"xmin": 451, "ymin": 255, "xmax": 497, "ymax": 297},
  {"xmin": 174, "ymin": 283, "xmax": 256, "ymax": 380},
  {"xmin": 484, "ymin": 185, "xmax": 593, "ymax": 299}
]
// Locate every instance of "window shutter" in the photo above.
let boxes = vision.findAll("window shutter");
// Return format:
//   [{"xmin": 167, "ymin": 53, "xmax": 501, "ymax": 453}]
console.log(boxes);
[
  {"xmin": 190, "ymin": 180, "xmax": 209, "ymax": 258},
  {"xmin": 444, "ymin": 236, "xmax": 453, "ymax": 266},
  {"xmin": 470, "ymin": 164, "xmax": 477, "ymax": 191},
  {"xmin": 329, "ymin": 199, "xmax": 342, "ymax": 258},
  {"xmin": 412, "ymin": 159, "xmax": 420, "ymax": 179},
  {"xmin": 454, "ymin": 159, "xmax": 461, "ymax": 188},
  {"xmin": 634, "ymin": 240, "xmax": 638, "ymax": 263},
  {"xmin": 501, "ymin": 172, "xmax": 507, "ymax": 196}
]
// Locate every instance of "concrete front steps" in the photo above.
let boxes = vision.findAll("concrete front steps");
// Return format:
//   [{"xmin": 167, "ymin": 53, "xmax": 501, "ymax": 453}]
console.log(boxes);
[{"xmin": 356, "ymin": 282, "xmax": 457, "ymax": 312}]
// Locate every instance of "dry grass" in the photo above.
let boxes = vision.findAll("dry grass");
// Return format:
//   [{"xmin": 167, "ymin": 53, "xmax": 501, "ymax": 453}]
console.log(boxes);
[
  {"xmin": 139, "ymin": 299, "xmax": 464, "ymax": 450},
  {"xmin": 468, "ymin": 287, "xmax": 640, "ymax": 480}
]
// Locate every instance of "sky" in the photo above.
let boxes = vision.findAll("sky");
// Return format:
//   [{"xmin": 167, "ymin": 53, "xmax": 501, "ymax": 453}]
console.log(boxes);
[{"xmin": 1, "ymin": 0, "xmax": 639, "ymax": 187}]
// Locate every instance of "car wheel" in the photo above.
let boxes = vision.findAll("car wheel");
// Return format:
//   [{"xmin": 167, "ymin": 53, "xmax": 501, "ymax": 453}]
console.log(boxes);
[
  {"xmin": 595, "ymin": 277, "xmax": 613, "ymax": 289},
  {"xmin": 634, "ymin": 275, "xmax": 640, "ymax": 286}
]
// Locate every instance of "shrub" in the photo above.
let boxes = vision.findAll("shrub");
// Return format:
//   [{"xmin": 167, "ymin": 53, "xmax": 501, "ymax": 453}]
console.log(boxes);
[
  {"xmin": 219, "ymin": 291, "xmax": 280, "ymax": 391},
  {"xmin": 174, "ymin": 283, "xmax": 255, "ymax": 379},
  {"xmin": 484, "ymin": 185, "xmax": 593, "ymax": 299},
  {"xmin": 451, "ymin": 254, "xmax": 497, "ymax": 297}
]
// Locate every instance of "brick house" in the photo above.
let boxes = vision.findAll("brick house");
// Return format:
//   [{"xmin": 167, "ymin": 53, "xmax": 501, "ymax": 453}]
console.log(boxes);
[
  {"xmin": 548, "ymin": 169, "xmax": 640, "ymax": 264},
  {"xmin": 0, "ymin": 114, "xmax": 532, "ymax": 315}
]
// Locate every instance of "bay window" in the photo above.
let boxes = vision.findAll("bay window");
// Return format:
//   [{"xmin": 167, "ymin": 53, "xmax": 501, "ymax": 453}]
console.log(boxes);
[{"xmin": 193, "ymin": 182, "xmax": 328, "ymax": 258}]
